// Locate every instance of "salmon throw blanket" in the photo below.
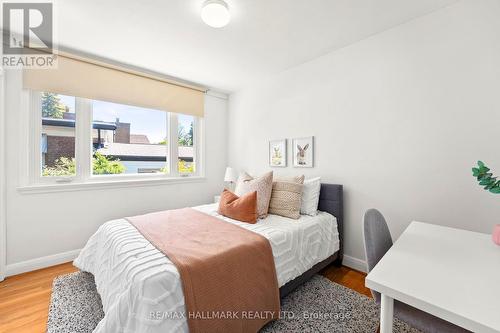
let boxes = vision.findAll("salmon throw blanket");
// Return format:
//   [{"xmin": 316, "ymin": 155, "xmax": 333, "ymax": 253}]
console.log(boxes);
[{"xmin": 126, "ymin": 208, "xmax": 280, "ymax": 333}]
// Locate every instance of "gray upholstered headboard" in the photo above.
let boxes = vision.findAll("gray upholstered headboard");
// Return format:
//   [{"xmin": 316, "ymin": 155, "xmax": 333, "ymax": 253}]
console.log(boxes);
[
  {"xmin": 318, "ymin": 184, "xmax": 344, "ymax": 262},
  {"xmin": 279, "ymin": 183, "xmax": 344, "ymax": 297}
]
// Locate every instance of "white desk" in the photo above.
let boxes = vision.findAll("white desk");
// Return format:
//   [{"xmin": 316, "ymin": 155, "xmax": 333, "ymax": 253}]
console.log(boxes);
[{"xmin": 366, "ymin": 222, "xmax": 500, "ymax": 333}]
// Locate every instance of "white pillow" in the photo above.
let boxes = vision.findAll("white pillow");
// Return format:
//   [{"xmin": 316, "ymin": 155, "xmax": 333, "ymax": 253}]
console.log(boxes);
[{"xmin": 300, "ymin": 177, "xmax": 321, "ymax": 216}]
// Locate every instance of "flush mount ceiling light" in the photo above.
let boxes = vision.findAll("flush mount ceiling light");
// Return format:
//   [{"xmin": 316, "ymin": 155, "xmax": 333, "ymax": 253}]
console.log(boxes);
[{"xmin": 201, "ymin": 0, "xmax": 230, "ymax": 28}]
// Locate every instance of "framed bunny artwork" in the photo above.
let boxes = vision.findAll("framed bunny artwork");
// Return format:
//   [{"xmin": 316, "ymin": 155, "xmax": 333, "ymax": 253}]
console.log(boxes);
[
  {"xmin": 293, "ymin": 136, "xmax": 314, "ymax": 168},
  {"xmin": 269, "ymin": 139, "xmax": 287, "ymax": 167}
]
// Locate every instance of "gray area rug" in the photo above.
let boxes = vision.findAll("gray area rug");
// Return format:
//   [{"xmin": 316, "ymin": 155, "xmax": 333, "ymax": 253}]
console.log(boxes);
[
  {"xmin": 47, "ymin": 271, "xmax": 421, "ymax": 333},
  {"xmin": 47, "ymin": 272, "xmax": 104, "ymax": 333}
]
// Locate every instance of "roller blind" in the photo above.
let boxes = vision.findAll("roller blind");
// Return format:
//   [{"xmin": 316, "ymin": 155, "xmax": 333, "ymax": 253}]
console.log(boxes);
[{"xmin": 23, "ymin": 54, "xmax": 205, "ymax": 117}]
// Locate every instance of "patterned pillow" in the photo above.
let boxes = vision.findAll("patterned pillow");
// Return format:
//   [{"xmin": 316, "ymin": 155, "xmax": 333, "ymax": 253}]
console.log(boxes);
[
  {"xmin": 275, "ymin": 175, "xmax": 305, "ymax": 184},
  {"xmin": 268, "ymin": 176, "xmax": 304, "ymax": 219},
  {"xmin": 235, "ymin": 171, "xmax": 273, "ymax": 218}
]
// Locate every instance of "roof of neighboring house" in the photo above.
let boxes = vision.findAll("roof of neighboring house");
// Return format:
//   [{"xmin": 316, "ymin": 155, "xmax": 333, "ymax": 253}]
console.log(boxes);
[
  {"xmin": 42, "ymin": 118, "xmax": 117, "ymax": 130},
  {"xmin": 130, "ymin": 134, "xmax": 150, "ymax": 144},
  {"xmin": 97, "ymin": 143, "xmax": 193, "ymax": 161},
  {"xmin": 178, "ymin": 146, "xmax": 194, "ymax": 159},
  {"xmin": 98, "ymin": 143, "xmax": 166, "ymax": 158}
]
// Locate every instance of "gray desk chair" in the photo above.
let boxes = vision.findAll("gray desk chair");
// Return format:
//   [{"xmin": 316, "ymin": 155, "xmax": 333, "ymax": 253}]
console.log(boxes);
[{"xmin": 363, "ymin": 209, "xmax": 470, "ymax": 333}]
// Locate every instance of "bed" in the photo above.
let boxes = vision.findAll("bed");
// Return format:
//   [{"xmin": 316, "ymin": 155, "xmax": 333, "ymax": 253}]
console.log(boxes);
[{"xmin": 74, "ymin": 183, "xmax": 343, "ymax": 333}]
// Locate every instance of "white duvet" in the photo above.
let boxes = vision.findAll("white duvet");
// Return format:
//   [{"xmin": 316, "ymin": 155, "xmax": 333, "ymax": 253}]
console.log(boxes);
[{"xmin": 74, "ymin": 203, "xmax": 340, "ymax": 333}]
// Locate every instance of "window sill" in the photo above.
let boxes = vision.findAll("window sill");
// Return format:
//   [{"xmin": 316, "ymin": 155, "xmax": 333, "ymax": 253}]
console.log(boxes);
[{"xmin": 17, "ymin": 175, "xmax": 206, "ymax": 194}]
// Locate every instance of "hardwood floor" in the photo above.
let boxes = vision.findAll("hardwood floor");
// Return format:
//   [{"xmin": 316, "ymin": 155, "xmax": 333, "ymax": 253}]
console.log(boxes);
[
  {"xmin": 0, "ymin": 263, "xmax": 78, "ymax": 333},
  {"xmin": 0, "ymin": 263, "xmax": 371, "ymax": 333},
  {"xmin": 321, "ymin": 264, "xmax": 373, "ymax": 298}
]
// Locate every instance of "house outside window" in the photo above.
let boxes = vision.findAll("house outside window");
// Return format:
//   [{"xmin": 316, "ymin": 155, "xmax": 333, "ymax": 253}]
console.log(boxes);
[
  {"xmin": 29, "ymin": 91, "xmax": 202, "ymax": 186},
  {"xmin": 90, "ymin": 99, "xmax": 169, "ymax": 175},
  {"xmin": 41, "ymin": 93, "xmax": 77, "ymax": 177}
]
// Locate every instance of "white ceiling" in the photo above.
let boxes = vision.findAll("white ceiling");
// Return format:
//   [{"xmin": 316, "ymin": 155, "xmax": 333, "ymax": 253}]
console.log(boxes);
[{"xmin": 57, "ymin": 0, "xmax": 457, "ymax": 93}]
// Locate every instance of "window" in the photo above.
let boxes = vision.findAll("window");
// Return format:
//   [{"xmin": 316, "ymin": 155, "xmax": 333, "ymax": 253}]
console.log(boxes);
[
  {"xmin": 28, "ymin": 90, "xmax": 202, "ymax": 186},
  {"xmin": 178, "ymin": 114, "xmax": 195, "ymax": 175},
  {"xmin": 92, "ymin": 99, "xmax": 168, "ymax": 175},
  {"xmin": 40, "ymin": 93, "xmax": 76, "ymax": 177}
]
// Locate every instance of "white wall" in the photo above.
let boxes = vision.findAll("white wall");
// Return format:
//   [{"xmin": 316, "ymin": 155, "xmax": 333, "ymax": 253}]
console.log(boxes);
[
  {"xmin": 228, "ymin": 0, "xmax": 500, "ymax": 268},
  {"xmin": 3, "ymin": 70, "xmax": 228, "ymax": 274},
  {"xmin": 0, "ymin": 67, "xmax": 6, "ymax": 280}
]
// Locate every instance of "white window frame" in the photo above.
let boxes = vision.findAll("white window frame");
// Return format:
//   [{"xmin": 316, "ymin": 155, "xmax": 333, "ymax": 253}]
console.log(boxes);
[{"xmin": 18, "ymin": 90, "xmax": 204, "ymax": 193}]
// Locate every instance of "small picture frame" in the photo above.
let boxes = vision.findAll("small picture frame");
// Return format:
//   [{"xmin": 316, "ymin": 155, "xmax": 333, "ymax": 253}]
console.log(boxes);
[
  {"xmin": 293, "ymin": 136, "xmax": 314, "ymax": 168},
  {"xmin": 269, "ymin": 139, "xmax": 287, "ymax": 167}
]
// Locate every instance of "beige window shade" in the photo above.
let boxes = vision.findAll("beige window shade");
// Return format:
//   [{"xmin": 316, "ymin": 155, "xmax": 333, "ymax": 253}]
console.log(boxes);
[{"xmin": 23, "ymin": 55, "xmax": 205, "ymax": 117}]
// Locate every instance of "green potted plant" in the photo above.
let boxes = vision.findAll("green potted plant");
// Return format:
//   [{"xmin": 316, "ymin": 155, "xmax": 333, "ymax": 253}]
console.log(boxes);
[{"xmin": 472, "ymin": 161, "xmax": 500, "ymax": 245}]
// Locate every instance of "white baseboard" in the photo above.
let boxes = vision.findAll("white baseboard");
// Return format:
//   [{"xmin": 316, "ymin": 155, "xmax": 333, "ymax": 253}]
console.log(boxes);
[
  {"xmin": 5, "ymin": 249, "xmax": 81, "ymax": 277},
  {"xmin": 343, "ymin": 255, "xmax": 367, "ymax": 273}
]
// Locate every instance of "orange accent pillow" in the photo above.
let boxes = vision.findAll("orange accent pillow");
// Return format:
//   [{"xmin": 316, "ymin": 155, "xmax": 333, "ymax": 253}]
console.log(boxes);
[{"xmin": 218, "ymin": 189, "xmax": 258, "ymax": 224}]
